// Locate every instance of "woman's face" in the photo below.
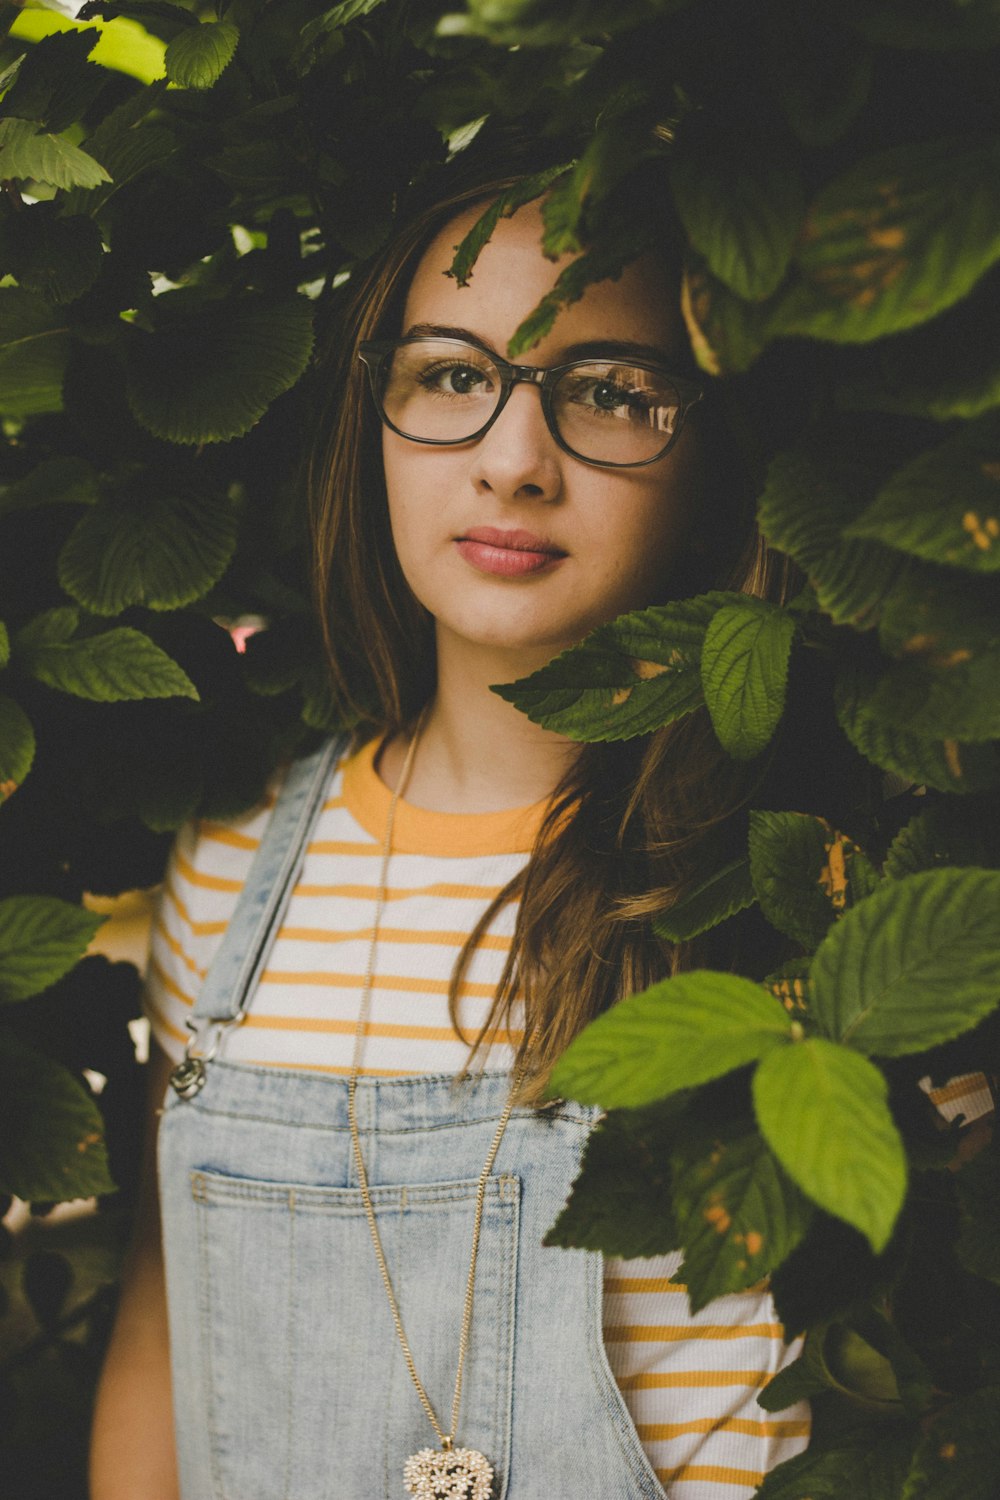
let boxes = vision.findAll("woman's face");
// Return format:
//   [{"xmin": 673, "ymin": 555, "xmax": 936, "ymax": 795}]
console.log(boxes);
[{"xmin": 381, "ymin": 198, "xmax": 702, "ymax": 674}]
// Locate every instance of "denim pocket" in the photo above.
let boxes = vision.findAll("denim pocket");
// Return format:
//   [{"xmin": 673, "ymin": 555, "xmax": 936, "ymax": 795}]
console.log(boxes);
[{"xmin": 189, "ymin": 1167, "xmax": 521, "ymax": 1500}]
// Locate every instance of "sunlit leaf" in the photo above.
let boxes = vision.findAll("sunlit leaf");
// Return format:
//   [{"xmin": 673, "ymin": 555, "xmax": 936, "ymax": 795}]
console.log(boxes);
[
  {"xmin": 701, "ymin": 599, "xmax": 796, "ymax": 759},
  {"xmin": 809, "ymin": 867, "xmax": 1000, "ymax": 1056},
  {"xmin": 550, "ymin": 970, "xmax": 793, "ymax": 1109},
  {"xmin": 165, "ymin": 21, "xmax": 239, "ymax": 91},
  {"xmin": 0, "ymin": 116, "xmax": 111, "ymax": 190},
  {"xmin": 753, "ymin": 1039, "xmax": 906, "ymax": 1251}
]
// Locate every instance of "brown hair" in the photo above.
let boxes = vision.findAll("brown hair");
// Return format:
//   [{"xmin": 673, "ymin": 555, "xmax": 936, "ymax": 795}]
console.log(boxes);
[{"xmin": 309, "ymin": 165, "xmax": 794, "ymax": 1105}]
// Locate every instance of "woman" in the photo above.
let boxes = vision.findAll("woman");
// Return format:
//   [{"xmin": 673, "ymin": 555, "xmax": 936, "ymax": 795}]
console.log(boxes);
[{"xmin": 90, "ymin": 166, "xmax": 809, "ymax": 1500}]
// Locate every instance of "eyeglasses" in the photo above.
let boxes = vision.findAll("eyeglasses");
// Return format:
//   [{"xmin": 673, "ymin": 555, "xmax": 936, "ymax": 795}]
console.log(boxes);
[{"xmin": 357, "ymin": 336, "xmax": 704, "ymax": 469}]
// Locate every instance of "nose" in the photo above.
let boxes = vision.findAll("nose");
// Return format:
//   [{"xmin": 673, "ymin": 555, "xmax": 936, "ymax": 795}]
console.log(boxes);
[{"xmin": 468, "ymin": 382, "xmax": 563, "ymax": 505}]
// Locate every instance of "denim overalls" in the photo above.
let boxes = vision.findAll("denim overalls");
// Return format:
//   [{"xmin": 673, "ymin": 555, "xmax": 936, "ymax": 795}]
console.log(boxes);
[{"xmin": 158, "ymin": 736, "xmax": 670, "ymax": 1500}]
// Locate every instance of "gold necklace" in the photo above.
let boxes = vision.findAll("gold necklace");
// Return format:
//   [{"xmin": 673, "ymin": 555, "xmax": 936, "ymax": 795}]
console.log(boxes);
[{"xmin": 347, "ymin": 714, "xmax": 523, "ymax": 1500}]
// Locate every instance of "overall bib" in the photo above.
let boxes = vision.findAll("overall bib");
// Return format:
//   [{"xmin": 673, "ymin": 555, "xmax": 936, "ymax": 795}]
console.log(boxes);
[{"xmin": 158, "ymin": 736, "xmax": 669, "ymax": 1500}]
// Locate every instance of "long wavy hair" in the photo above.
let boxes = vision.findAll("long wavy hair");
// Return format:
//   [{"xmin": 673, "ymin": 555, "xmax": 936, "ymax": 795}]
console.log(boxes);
[{"xmin": 309, "ymin": 159, "xmax": 795, "ymax": 1104}]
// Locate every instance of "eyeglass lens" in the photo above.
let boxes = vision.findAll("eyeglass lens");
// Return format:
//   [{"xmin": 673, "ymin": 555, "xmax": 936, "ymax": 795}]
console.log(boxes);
[{"xmin": 378, "ymin": 339, "xmax": 685, "ymax": 464}]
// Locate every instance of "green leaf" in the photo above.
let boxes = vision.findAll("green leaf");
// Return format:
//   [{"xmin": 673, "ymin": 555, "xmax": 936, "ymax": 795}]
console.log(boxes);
[
  {"xmin": 0, "ymin": 1030, "xmax": 115, "ymax": 1201},
  {"xmin": 0, "ymin": 116, "xmax": 111, "ymax": 190},
  {"xmin": 0, "ymin": 457, "xmax": 98, "ymax": 517},
  {"xmin": 749, "ymin": 811, "xmax": 881, "ymax": 950},
  {"xmin": 0, "ymin": 287, "xmax": 70, "ymax": 418},
  {"xmin": 164, "ymin": 21, "xmax": 239, "ymax": 90},
  {"xmin": 77, "ymin": 1, "xmax": 198, "ymax": 27},
  {"xmin": 64, "ymin": 100, "xmax": 176, "ymax": 218},
  {"xmin": 773, "ymin": 137, "xmax": 1000, "ymax": 344},
  {"xmin": 954, "ymin": 1142, "xmax": 1000, "ymax": 1286},
  {"xmin": 671, "ymin": 141, "xmax": 804, "ymax": 301},
  {"xmin": 125, "ymin": 294, "xmax": 314, "ymax": 444},
  {"xmin": 679, "ymin": 253, "xmax": 770, "ymax": 376},
  {"xmin": 810, "ymin": 867, "xmax": 1000, "ymax": 1054},
  {"xmin": 834, "ymin": 661, "xmax": 999, "ymax": 795},
  {"xmin": 753, "ymin": 1039, "xmax": 907, "ymax": 1251},
  {"xmin": 757, "ymin": 1329, "xmax": 833, "ymax": 1411},
  {"xmin": 902, "ymin": 1386, "xmax": 1000, "ymax": 1500},
  {"xmin": 0, "ymin": 205, "xmax": 104, "ymax": 305},
  {"xmin": 884, "ymin": 795, "xmax": 1000, "ymax": 880},
  {"xmin": 0, "ymin": 696, "xmax": 36, "ymax": 802},
  {"xmin": 701, "ymin": 599, "xmax": 796, "ymax": 759},
  {"xmin": 59, "ymin": 486, "xmax": 238, "ymax": 615},
  {"xmin": 0, "ymin": 895, "xmax": 103, "ymax": 1004},
  {"xmin": 448, "ymin": 164, "xmax": 571, "ymax": 287},
  {"xmin": 298, "ymin": 0, "xmax": 391, "ymax": 53},
  {"xmin": 672, "ymin": 1121, "xmax": 814, "ymax": 1312},
  {"xmin": 864, "ymin": 650, "xmax": 1000, "ymax": 743},
  {"xmin": 543, "ymin": 1102, "xmax": 681, "ymax": 1258},
  {"xmin": 20, "ymin": 627, "xmax": 199, "ymax": 703},
  {"xmin": 754, "ymin": 1418, "xmax": 917, "ymax": 1499},
  {"xmin": 493, "ymin": 596, "xmax": 725, "ymax": 740},
  {"xmin": 757, "ymin": 442, "xmax": 907, "ymax": 629},
  {"xmin": 844, "ymin": 415, "xmax": 1000, "ymax": 573},
  {"xmin": 653, "ymin": 856, "xmax": 754, "ymax": 942},
  {"xmin": 549, "ymin": 970, "xmax": 793, "ymax": 1109},
  {"xmin": 0, "ymin": 27, "xmax": 105, "ymax": 133}
]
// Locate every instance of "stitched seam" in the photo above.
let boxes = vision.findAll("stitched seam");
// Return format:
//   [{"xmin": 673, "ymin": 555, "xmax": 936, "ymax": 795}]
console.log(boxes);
[
  {"xmin": 193, "ymin": 1173, "xmax": 228, "ymax": 1500},
  {"xmin": 283, "ymin": 1190, "xmax": 296, "ymax": 1500}
]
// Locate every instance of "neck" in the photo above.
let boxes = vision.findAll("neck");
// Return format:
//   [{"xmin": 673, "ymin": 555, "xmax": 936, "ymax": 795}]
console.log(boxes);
[{"xmin": 379, "ymin": 631, "xmax": 577, "ymax": 813}]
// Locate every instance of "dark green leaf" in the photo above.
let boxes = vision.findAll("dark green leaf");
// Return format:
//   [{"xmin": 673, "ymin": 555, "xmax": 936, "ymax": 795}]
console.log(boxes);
[
  {"xmin": 63, "ymin": 84, "xmax": 175, "ymax": 218},
  {"xmin": 810, "ymin": 867, "xmax": 1000, "ymax": 1056},
  {"xmin": 835, "ymin": 661, "xmax": 1000, "ymax": 795},
  {"xmin": 22, "ymin": 1249, "xmax": 74, "ymax": 1328},
  {"xmin": 954, "ymin": 1142, "xmax": 1000, "ymax": 1286},
  {"xmin": 701, "ymin": 599, "xmax": 796, "ymax": 759},
  {"xmin": 672, "ymin": 1120, "xmax": 813, "ymax": 1312},
  {"xmin": 754, "ymin": 1419, "xmax": 916, "ymax": 1499},
  {"xmin": 671, "ymin": 142, "xmax": 804, "ymax": 301},
  {"xmin": 757, "ymin": 442, "xmax": 907, "ymax": 629},
  {"xmin": 0, "ymin": 696, "xmax": 36, "ymax": 802},
  {"xmin": 0, "ymin": 457, "xmax": 98, "ymax": 517},
  {"xmin": 885, "ymin": 796, "xmax": 1000, "ymax": 880},
  {"xmin": 0, "ymin": 621, "xmax": 6, "ymax": 670},
  {"xmin": 0, "ymin": 1031, "xmax": 115, "ymax": 1200},
  {"xmin": 773, "ymin": 138, "xmax": 1000, "ymax": 343},
  {"xmin": 841, "ymin": 0, "xmax": 1000, "ymax": 51},
  {"xmin": 20, "ymin": 627, "xmax": 199, "ymax": 703},
  {"xmin": 125, "ymin": 295, "xmax": 315, "ymax": 444},
  {"xmin": 845, "ymin": 415, "xmax": 1000, "ymax": 574},
  {"xmin": 298, "ymin": 0, "xmax": 391, "ymax": 53},
  {"xmin": 0, "ymin": 27, "xmax": 105, "ymax": 133},
  {"xmin": 0, "ymin": 895, "xmax": 103, "ymax": 1004},
  {"xmin": 493, "ymin": 596, "xmax": 724, "ymax": 740},
  {"xmin": 0, "ymin": 287, "xmax": 70, "ymax": 418},
  {"xmin": 902, "ymin": 1386, "xmax": 1000, "ymax": 1500},
  {"xmin": 165, "ymin": 21, "xmax": 239, "ymax": 91},
  {"xmin": 653, "ymin": 856, "xmax": 754, "ymax": 942},
  {"xmin": 865, "ymin": 651, "xmax": 1000, "ymax": 742},
  {"xmin": 749, "ymin": 810, "xmax": 881, "ymax": 950},
  {"xmin": 679, "ymin": 254, "xmax": 769, "ymax": 376},
  {"xmin": 768, "ymin": 6, "xmax": 874, "ymax": 148},
  {"xmin": 878, "ymin": 564, "xmax": 1000, "ymax": 660},
  {"xmin": 0, "ymin": 206, "xmax": 104, "ymax": 305},
  {"xmin": 757, "ymin": 1329, "xmax": 833, "ymax": 1411},
  {"xmin": 15, "ymin": 606, "xmax": 80, "ymax": 650},
  {"xmin": 549, "ymin": 970, "xmax": 793, "ymax": 1109},
  {"xmin": 543, "ymin": 1102, "xmax": 681, "ymax": 1257},
  {"xmin": 448, "ymin": 164, "xmax": 571, "ymax": 287},
  {"xmin": 59, "ymin": 487, "xmax": 238, "ymax": 615},
  {"xmin": 0, "ymin": 116, "xmax": 111, "ymax": 190},
  {"xmin": 753, "ymin": 1039, "xmax": 907, "ymax": 1251},
  {"xmin": 77, "ymin": 1, "xmax": 198, "ymax": 27}
]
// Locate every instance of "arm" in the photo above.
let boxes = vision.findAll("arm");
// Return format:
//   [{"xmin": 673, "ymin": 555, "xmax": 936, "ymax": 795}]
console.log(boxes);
[{"xmin": 89, "ymin": 1040, "xmax": 180, "ymax": 1500}]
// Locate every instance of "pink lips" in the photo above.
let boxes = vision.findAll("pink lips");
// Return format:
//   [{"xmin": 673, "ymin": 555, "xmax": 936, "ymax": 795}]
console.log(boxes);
[{"xmin": 455, "ymin": 527, "xmax": 567, "ymax": 578}]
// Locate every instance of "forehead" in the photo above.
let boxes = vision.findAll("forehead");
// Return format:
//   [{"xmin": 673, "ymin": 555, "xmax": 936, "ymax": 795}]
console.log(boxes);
[{"xmin": 399, "ymin": 197, "xmax": 685, "ymax": 363}]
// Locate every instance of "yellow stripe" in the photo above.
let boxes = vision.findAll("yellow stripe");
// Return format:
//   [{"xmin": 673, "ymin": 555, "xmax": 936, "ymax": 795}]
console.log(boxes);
[
  {"xmin": 277, "ymin": 925, "xmax": 510, "ymax": 951},
  {"xmin": 154, "ymin": 916, "xmax": 206, "ymax": 980},
  {"xmin": 292, "ymin": 881, "xmax": 506, "ymax": 901},
  {"xmin": 322, "ymin": 795, "xmax": 348, "ymax": 810},
  {"xmin": 605, "ymin": 1323, "xmax": 784, "ymax": 1342},
  {"xmin": 927, "ymin": 1073, "xmax": 991, "ymax": 1106},
  {"xmin": 151, "ymin": 1010, "xmax": 189, "ymax": 1045},
  {"xmin": 165, "ymin": 884, "xmax": 229, "ymax": 937},
  {"xmin": 639, "ymin": 1418, "xmax": 810, "ymax": 1440},
  {"xmin": 617, "ymin": 1371, "xmax": 772, "ymax": 1391},
  {"xmin": 307, "ymin": 839, "xmax": 381, "ymax": 855},
  {"xmin": 198, "ymin": 824, "xmax": 261, "ymax": 851},
  {"xmin": 149, "ymin": 954, "xmax": 194, "ymax": 1008},
  {"xmin": 175, "ymin": 851, "xmax": 243, "ymax": 893},
  {"xmin": 243, "ymin": 1057, "xmax": 412, "ymax": 1077},
  {"xmin": 242, "ymin": 1014, "xmax": 523, "ymax": 1044},
  {"xmin": 656, "ymin": 1464, "xmax": 765, "ymax": 1487},
  {"xmin": 604, "ymin": 1276, "xmax": 686, "ymax": 1295},
  {"xmin": 260, "ymin": 969, "xmax": 498, "ymax": 998}
]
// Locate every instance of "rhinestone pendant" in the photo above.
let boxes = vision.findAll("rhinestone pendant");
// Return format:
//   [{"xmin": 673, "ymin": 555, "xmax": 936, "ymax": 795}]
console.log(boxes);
[{"xmin": 403, "ymin": 1445, "xmax": 494, "ymax": 1499}]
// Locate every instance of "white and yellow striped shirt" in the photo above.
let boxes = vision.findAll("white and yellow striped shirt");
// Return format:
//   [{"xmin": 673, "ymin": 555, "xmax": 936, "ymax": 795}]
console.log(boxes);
[{"xmin": 145, "ymin": 735, "xmax": 812, "ymax": 1496}]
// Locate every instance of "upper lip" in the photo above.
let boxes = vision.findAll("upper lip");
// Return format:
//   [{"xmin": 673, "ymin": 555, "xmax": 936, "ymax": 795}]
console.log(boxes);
[{"xmin": 457, "ymin": 527, "xmax": 566, "ymax": 554}]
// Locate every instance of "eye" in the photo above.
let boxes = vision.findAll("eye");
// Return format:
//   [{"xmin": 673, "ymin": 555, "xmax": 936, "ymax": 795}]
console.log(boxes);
[
  {"xmin": 419, "ymin": 360, "xmax": 495, "ymax": 397},
  {"xmin": 562, "ymin": 371, "xmax": 652, "ymax": 419}
]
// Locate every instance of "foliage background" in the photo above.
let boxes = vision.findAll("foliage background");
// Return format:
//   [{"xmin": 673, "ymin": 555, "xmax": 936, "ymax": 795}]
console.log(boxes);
[{"xmin": 1, "ymin": 0, "xmax": 999, "ymax": 1495}]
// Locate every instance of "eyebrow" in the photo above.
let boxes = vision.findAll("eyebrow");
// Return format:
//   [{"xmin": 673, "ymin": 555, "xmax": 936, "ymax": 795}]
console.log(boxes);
[{"xmin": 402, "ymin": 323, "xmax": 679, "ymax": 367}]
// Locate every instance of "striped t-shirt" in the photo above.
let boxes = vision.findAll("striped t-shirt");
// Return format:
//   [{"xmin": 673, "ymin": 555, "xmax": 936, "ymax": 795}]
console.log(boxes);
[{"xmin": 145, "ymin": 735, "xmax": 811, "ymax": 1498}]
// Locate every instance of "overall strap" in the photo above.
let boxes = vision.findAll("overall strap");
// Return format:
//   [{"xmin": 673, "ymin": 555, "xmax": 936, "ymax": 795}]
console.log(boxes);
[{"xmin": 168, "ymin": 734, "xmax": 349, "ymax": 1100}]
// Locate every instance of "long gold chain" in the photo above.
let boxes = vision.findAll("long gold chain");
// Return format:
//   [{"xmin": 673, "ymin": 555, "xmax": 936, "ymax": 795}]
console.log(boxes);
[{"xmin": 347, "ymin": 713, "xmax": 523, "ymax": 1453}]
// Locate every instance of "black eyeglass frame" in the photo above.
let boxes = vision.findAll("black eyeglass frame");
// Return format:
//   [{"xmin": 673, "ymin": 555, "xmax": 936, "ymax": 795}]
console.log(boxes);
[{"xmin": 356, "ymin": 335, "xmax": 705, "ymax": 469}]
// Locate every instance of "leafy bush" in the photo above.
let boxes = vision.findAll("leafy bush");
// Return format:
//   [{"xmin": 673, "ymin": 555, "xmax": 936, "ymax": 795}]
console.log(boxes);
[{"xmin": 1, "ymin": 0, "xmax": 998, "ymax": 1495}]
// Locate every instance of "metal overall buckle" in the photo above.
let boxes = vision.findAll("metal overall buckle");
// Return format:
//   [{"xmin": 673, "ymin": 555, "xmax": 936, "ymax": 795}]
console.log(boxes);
[{"xmin": 169, "ymin": 1018, "xmax": 226, "ymax": 1099}]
